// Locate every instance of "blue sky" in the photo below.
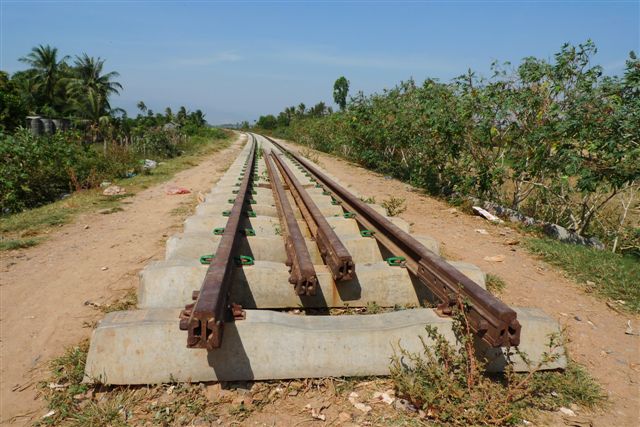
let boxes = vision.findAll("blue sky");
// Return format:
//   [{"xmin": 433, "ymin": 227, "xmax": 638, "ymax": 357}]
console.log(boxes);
[{"xmin": 1, "ymin": 1, "xmax": 638, "ymax": 124}]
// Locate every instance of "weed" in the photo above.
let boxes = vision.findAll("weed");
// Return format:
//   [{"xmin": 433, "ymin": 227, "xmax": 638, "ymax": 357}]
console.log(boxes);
[
  {"xmin": 100, "ymin": 288, "xmax": 137, "ymax": 313},
  {"xmin": 366, "ymin": 301, "xmax": 382, "ymax": 314},
  {"xmin": 37, "ymin": 341, "xmax": 90, "ymax": 425},
  {"xmin": 360, "ymin": 196, "xmax": 377, "ymax": 204},
  {"xmin": 390, "ymin": 298, "xmax": 604, "ymax": 425},
  {"xmin": 0, "ymin": 237, "xmax": 41, "ymax": 250},
  {"xmin": 381, "ymin": 196, "xmax": 407, "ymax": 216},
  {"xmin": 99, "ymin": 206, "xmax": 124, "ymax": 215},
  {"xmin": 300, "ymin": 147, "xmax": 320, "ymax": 164},
  {"xmin": 486, "ymin": 273, "xmax": 507, "ymax": 293},
  {"xmin": 525, "ymin": 237, "xmax": 640, "ymax": 313}
]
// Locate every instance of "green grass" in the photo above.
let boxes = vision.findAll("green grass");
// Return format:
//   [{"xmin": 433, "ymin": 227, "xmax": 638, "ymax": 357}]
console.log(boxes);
[
  {"xmin": 525, "ymin": 237, "xmax": 640, "ymax": 313},
  {"xmin": 0, "ymin": 237, "xmax": 42, "ymax": 250},
  {"xmin": 486, "ymin": 273, "xmax": 507, "ymax": 293},
  {"xmin": 0, "ymin": 130, "xmax": 232, "ymax": 251}
]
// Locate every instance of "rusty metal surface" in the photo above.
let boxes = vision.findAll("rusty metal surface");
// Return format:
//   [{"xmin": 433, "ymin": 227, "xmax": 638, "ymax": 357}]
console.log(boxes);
[
  {"xmin": 264, "ymin": 148, "xmax": 318, "ymax": 296},
  {"xmin": 270, "ymin": 150, "xmax": 355, "ymax": 282},
  {"xmin": 179, "ymin": 135, "xmax": 257, "ymax": 350},
  {"xmin": 265, "ymin": 136, "xmax": 520, "ymax": 348}
]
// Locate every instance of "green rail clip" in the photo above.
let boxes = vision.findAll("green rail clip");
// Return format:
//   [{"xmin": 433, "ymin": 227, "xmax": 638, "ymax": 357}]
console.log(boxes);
[
  {"xmin": 249, "ymin": 199, "xmax": 257, "ymax": 204},
  {"xmin": 343, "ymin": 212, "xmax": 356, "ymax": 219},
  {"xmin": 227, "ymin": 198, "xmax": 235, "ymax": 204},
  {"xmin": 315, "ymin": 184, "xmax": 323, "ymax": 188},
  {"xmin": 331, "ymin": 198, "xmax": 340, "ymax": 205},
  {"xmin": 242, "ymin": 228, "xmax": 256, "ymax": 236},
  {"xmin": 232, "ymin": 190, "xmax": 239, "ymax": 194},
  {"xmin": 386, "ymin": 256, "xmax": 406, "ymax": 267},
  {"xmin": 199, "ymin": 254, "xmax": 215, "ymax": 265},
  {"xmin": 246, "ymin": 210, "xmax": 257, "ymax": 218},
  {"xmin": 213, "ymin": 228, "xmax": 225, "ymax": 235},
  {"xmin": 222, "ymin": 210, "xmax": 231, "ymax": 217},
  {"xmin": 235, "ymin": 255, "xmax": 254, "ymax": 266},
  {"xmin": 360, "ymin": 229, "xmax": 375, "ymax": 237},
  {"xmin": 322, "ymin": 190, "xmax": 331, "ymax": 196},
  {"xmin": 235, "ymin": 182, "xmax": 241, "ymax": 187}
]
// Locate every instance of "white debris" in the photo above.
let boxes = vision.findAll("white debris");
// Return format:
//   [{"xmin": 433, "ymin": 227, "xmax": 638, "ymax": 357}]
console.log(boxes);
[
  {"xmin": 348, "ymin": 392, "xmax": 372, "ymax": 413},
  {"xmin": 472, "ymin": 206, "xmax": 504, "ymax": 223},
  {"xmin": 372, "ymin": 389, "xmax": 395, "ymax": 405},
  {"xmin": 102, "ymin": 185, "xmax": 126, "ymax": 196},
  {"xmin": 558, "ymin": 407, "xmax": 576, "ymax": 417},
  {"xmin": 42, "ymin": 410, "xmax": 56, "ymax": 418},
  {"xmin": 484, "ymin": 255, "xmax": 506, "ymax": 262}
]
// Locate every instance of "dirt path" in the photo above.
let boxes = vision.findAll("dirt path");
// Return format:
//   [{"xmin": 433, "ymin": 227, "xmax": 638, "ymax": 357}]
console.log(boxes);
[
  {"xmin": 0, "ymin": 134, "xmax": 245, "ymax": 425},
  {"xmin": 279, "ymin": 141, "xmax": 640, "ymax": 426}
]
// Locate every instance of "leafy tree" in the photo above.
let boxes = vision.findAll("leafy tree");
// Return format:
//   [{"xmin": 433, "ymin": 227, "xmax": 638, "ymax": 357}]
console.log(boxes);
[
  {"xmin": 0, "ymin": 71, "xmax": 30, "ymax": 131},
  {"xmin": 67, "ymin": 54, "xmax": 122, "ymax": 132},
  {"xmin": 18, "ymin": 44, "xmax": 69, "ymax": 113},
  {"xmin": 333, "ymin": 76, "xmax": 349, "ymax": 110},
  {"xmin": 256, "ymin": 114, "xmax": 277, "ymax": 129}
]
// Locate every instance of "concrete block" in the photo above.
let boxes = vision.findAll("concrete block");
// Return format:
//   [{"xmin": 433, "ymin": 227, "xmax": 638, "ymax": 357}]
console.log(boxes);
[
  {"xmin": 324, "ymin": 216, "xmax": 361, "ymax": 235},
  {"xmin": 183, "ymin": 215, "xmax": 228, "ymax": 234},
  {"xmin": 84, "ymin": 307, "xmax": 566, "ymax": 384},
  {"xmin": 388, "ymin": 217, "xmax": 411, "ymax": 233},
  {"xmin": 165, "ymin": 233, "xmax": 324, "ymax": 264},
  {"xmin": 138, "ymin": 260, "xmax": 418, "ymax": 309},
  {"xmin": 412, "ymin": 235, "xmax": 440, "ymax": 256},
  {"xmin": 448, "ymin": 261, "xmax": 486, "ymax": 288},
  {"xmin": 340, "ymin": 234, "xmax": 383, "ymax": 264},
  {"xmin": 166, "ymin": 233, "xmax": 220, "ymax": 261}
]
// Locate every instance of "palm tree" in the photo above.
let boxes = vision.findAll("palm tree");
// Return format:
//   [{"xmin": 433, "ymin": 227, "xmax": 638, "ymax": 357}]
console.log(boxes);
[
  {"xmin": 137, "ymin": 101, "xmax": 148, "ymax": 114},
  {"xmin": 19, "ymin": 44, "xmax": 69, "ymax": 112},
  {"xmin": 68, "ymin": 54, "xmax": 122, "ymax": 103},
  {"xmin": 164, "ymin": 107, "xmax": 174, "ymax": 122},
  {"xmin": 67, "ymin": 55, "xmax": 122, "ymax": 131}
]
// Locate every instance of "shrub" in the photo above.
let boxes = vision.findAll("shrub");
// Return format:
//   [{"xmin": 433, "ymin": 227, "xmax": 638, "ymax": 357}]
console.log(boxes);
[{"xmin": 1, "ymin": 130, "xmax": 92, "ymax": 212}]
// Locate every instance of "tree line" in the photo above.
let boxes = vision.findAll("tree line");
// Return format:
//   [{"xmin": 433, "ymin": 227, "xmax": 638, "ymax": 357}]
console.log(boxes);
[
  {"xmin": 256, "ymin": 41, "xmax": 639, "ymax": 254},
  {"xmin": 1, "ymin": 44, "xmax": 224, "ymax": 214}
]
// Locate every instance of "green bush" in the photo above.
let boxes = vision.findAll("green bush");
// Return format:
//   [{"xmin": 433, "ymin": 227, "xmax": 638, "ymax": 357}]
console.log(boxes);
[
  {"xmin": 272, "ymin": 42, "xmax": 639, "ymax": 251},
  {"xmin": 1, "ymin": 130, "xmax": 88, "ymax": 212}
]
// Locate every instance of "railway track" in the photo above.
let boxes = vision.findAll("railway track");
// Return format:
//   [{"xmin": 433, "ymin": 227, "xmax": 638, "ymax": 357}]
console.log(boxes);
[
  {"xmin": 179, "ymin": 133, "xmax": 520, "ymax": 350},
  {"xmin": 85, "ymin": 132, "xmax": 565, "ymax": 385}
]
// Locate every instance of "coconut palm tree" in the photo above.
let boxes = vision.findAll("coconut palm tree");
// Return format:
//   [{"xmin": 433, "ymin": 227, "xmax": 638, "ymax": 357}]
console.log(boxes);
[
  {"xmin": 68, "ymin": 54, "xmax": 122, "ymax": 103},
  {"xmin": 137, "ymin": 101, "xmax": 148, "ymax": 114},
  {"xmin": 19, "ymin": 44, "xmax": 69, "ymax": 112}
]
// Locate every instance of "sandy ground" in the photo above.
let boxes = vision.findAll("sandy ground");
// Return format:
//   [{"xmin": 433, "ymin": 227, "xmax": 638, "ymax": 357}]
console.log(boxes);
[
  {"xmin": 278, "ymin": 141, "xmax": 640, "ymax": 427},
  {"xmin": 0, "ymin": 135, "xmax": 245, "ymax": 425},
  {"xmin": 1, "ymin": 133, "xmax": 638, "ymax": 426}
]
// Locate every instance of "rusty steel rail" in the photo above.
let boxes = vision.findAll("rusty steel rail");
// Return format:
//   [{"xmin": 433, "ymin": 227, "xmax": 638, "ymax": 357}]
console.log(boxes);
[
  {"xmin": 266, "ymin": 136, "xmax": 521, "ymax": 347},
  {"xmin": 271, "ymin": 150, "xmax": 355, "ymax": 282},
  {"xmin": 264, "ymin": 148, "xmax": 318, "ymax": 296},
  {"xmin": 179, "ymin": 135, "xmax": 257, "ymax": 350}
]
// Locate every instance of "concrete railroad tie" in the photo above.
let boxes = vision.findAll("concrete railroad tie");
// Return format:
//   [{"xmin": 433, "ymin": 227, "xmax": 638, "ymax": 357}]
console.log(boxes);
[{"xmin": 84, "ymin": 134, "xmax": 566, "ymax": 385}]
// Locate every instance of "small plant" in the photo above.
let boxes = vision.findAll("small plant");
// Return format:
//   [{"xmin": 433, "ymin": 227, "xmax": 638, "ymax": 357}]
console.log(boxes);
[
  {"xmin": 381, "ymin": 196, "xmax": 407, "ymax": 216},
  {"xmin": 300, "ymin": 147, "xmax": 320, "ymax": 164},
  {"xmin": 100, "ymin": 288, "xmax": 137, "ymax": 313},
  {"xmin": 360, "ymin": 196, "xmax": 376, "ymax": 204},
  {"xmin": 366, "ymin": 301, "xmax": 382, "ymax": 314},
  {"xmin": 389, "ymin": 297, "xmax": 604, "ymax": 425},
  {"xmin": 486, "ymin": 273, "xmax": 507, "ymax": 293}
]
